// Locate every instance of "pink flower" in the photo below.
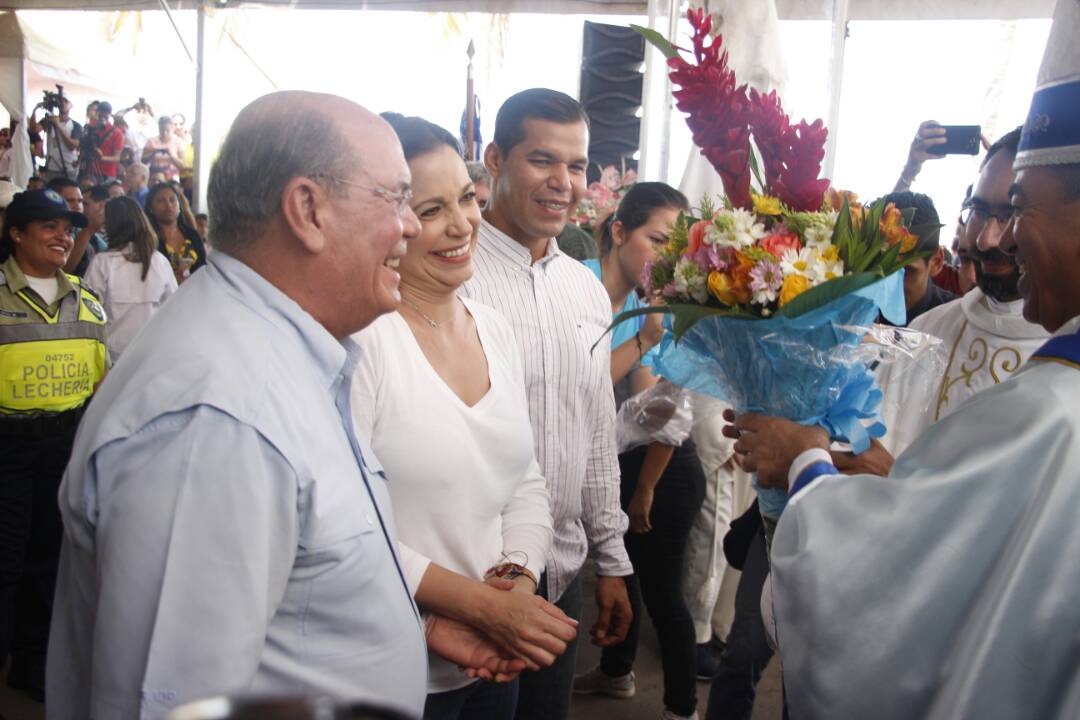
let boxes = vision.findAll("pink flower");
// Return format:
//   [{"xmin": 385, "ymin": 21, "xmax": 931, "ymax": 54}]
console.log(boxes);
[
  {"xmin": 749, "ymin": 258, "xmax": 784, "ymax": 304},
  {"xmin": 760, "ymin": 231, "xmax": 802, "ymax": 260},
  {"xmin": 691, "ymin": 243, "xmax": 731, "ymax": 273},
  {"xmin": 688, "ymin": 220, "xmax": 711, "ymax": 256}
]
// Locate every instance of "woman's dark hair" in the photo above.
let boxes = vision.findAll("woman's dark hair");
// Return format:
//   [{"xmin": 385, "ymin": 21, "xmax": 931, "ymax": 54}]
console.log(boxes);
[
  {"xmin": 105, "ymin": 196, "xmax": 158, "ymax": 281},
  {"xmin": 380, "ymin": 112, "xmax": 461, "ymax": 162},
  {"xmin": 0, "ymin": 211, "xmax": 32, "ymax": 262},
  {"xmin": 596, "ymin": 182, "xmax": 689, "ymax": 256},
  {"xmin": 145, "ymin": 182, "xmax": 206, "ymax": 271}
]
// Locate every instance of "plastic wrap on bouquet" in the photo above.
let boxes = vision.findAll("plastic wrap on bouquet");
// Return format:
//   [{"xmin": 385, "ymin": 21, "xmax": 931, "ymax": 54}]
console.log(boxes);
[
  {"xmin": 652, "ymin": 273, "xmax": 907, "ymax": 518},
  {"xmin": 616, "ymin": 381, "xmax": 697, "ymax": 453}
]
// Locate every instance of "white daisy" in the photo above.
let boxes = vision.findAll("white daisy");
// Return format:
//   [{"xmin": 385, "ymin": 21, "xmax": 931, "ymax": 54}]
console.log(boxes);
[{"xmin": 673, "ymin": 257, "xmax": 710, "ymax": 304}]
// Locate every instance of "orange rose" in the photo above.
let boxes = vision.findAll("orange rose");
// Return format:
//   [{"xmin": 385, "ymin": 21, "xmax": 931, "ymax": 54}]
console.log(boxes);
[
  {"xmin": 728, "ymin": 251, "xmax": 755, "ymax": 303},
  {"xmin": 688, "ymin": 220, "xmax": 711, "ymax": 256},
  {"xmin": 708, "ymin": 271, "xmax": 748, "ymax": 306},
  {"xmin": 826, "ymin": 187, "xmax": 859, "ymax": 211},
  {"xmin": 779, "ymin": 274, "xmax": 811, "ymax": 307}
]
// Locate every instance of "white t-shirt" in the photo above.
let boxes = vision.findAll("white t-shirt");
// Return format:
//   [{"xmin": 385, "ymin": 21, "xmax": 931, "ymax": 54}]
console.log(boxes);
[
  {"xmin": 84, "ymin": 248, "xmax": 178, "ymax": 361},
  {"xmin": 25, "ymin": 273, "xmax": 60, "ymax": 306},
  {"xmin": 350, "ymin": 296, "xmax": 552, "ymax": 694}
]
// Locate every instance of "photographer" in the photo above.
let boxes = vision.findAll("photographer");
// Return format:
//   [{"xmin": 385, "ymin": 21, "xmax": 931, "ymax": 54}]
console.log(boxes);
[
  {"xmin": 141, "ymin": 115, "xmax": 189, "ymax": 180},
  {"xmin": 79, "ymin": 101, "xmax": 124, "ymax": 183},
  {"xmin": 115, "ymin": 98, "xmax": 156, "ymax": 154},
  {"xmin": 29, "ymin": 91, "xmax": 82, "ymax": 183}
]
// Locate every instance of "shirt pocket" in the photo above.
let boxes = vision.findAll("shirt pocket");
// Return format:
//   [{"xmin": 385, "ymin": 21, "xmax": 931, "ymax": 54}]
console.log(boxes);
[{"xmin": 296, "ymin": 471, "xmax": 380, "ymax": 558}]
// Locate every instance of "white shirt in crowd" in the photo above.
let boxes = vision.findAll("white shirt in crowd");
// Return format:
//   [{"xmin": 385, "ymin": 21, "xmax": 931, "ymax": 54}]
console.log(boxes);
[
  {"xmin": 44, "ymin": 117, "xmax": 81, "ymax": 176},
  {"xmin": 461, "ymin": 220, "xmax": 632, "ymax": 602},
  {"xmin": 351, "ymin": 296, "xmax": 553, "ymax": 693},
  {"xmin": 84, "ymin": 249, "xmax": 178, "ymax": 361}
]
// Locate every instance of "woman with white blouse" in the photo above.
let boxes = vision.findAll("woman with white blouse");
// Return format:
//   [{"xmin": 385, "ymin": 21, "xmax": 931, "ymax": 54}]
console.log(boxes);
[
  {"xmin": 351, "ymin": 113, "xmax": 576, "ymax": 720},
  {"xmin": 84, "ymin": 196, "xmax": 176, "ymax": 361}
]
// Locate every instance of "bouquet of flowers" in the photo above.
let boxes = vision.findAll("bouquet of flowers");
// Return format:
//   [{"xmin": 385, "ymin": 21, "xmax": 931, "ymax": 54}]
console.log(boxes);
[
  {"xmin": 570, "ymin": 164, "xmax": 638, "ymax": 234},
  {"xmin": 621, "ymin": 10, "xmax": 936, "ymax": 520}
]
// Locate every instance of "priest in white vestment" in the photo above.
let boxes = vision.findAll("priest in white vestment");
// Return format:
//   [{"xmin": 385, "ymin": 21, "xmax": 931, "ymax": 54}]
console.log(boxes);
[
  {"xmin": 722, "ymin": 3, "xmax": 1080, "ymax": 717},
  {"xmin": 877, "ymin": 128, "xmax": 1049, "ymax": 456}
]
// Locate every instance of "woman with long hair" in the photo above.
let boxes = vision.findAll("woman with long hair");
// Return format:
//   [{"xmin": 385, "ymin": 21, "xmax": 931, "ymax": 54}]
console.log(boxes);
[
  {"xmin": 145, "ymin": 182, "xmax": 206, "ymax": 284},
  {"xmin": 84, "ymin": 196, "xmax": 177, "ymax": 360},
  {"xmin": 572, "ymin": 183, "xmax": 708, "ymax": 720},
  {"xmin": 350, "ymin": 112, "xmax": 576, "ymax": 720}
]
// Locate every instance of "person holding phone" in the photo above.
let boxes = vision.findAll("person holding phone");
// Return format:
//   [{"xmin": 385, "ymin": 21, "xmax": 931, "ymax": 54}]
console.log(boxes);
[
  {"xmin": 894, "ymin": 120, "xmax": 991, "ymax": 192},
  {"xmin": 141, "ymin": 115, "xmax": 188, "ymax": 180}
]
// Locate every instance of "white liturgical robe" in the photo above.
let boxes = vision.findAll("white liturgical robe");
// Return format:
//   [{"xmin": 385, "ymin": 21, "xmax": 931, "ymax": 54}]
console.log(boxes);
[
  {"xmin": 772, "ymin": 315, "xmax": 1080, "ymax": 720},
  {"xmin": 877, "ymin": 288, "xmax": 1049, "ymax": 455}
]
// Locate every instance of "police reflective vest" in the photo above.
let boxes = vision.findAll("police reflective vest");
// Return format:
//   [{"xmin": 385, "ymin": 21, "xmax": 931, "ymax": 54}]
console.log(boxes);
[{"xmin": 0, "ymin": 258, "xmax": 108, "ymax": 416}]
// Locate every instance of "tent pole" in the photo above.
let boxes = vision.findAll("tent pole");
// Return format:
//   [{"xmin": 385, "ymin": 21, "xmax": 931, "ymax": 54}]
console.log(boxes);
[
  {"xmin": 193, "ymin": 2, "xmax": 208, "ymax": 214},
  {"xmin": 822, "ymin": 0, "xmax": 849, "ymax": 180}
]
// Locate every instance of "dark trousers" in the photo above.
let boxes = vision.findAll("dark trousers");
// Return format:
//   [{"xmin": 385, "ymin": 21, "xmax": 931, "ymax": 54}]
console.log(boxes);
[
  {"xmin": 514, "ymin": 572, "xmax": 582, "ymax": 720},
  {"xmin": 424, "ymin": 678, "xmax": 519, "ymax": 720},
  {"xmin": 601, "ymin": 443, "xmax": 706, "ymax": 717},
  {"xmin": 0, "ymin": 427, "xmax": 76, "ymax": 696},
  {"xmin": 705, "ymin": 529, "xmax": 774, "ymax": 720}
]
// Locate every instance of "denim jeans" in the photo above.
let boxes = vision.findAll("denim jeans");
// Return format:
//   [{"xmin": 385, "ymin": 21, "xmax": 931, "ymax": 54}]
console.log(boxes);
[
  {"xmin": 514, "ymin": 572, "xmax": 583, "ymax": 720},
  {"xmin": 705, "ymin": 529, "xmax": 774, "ymax": 720},
  {"xmin": 601, "ymin": 443, "xmax": 707, "ymax": 718},
  {"xmin": 423, "ymin": 678, "xmax": 519, "ymax": 720}
]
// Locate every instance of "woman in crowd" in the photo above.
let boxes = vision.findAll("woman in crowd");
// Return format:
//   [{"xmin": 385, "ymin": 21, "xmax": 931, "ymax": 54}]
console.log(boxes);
[
  {"xmin": 573, "ymin": 183, "xmax": 707, "ymax": 720},
  {"xmin": 350, "ymin": 113, "xmax": 577, "ymax": 720},
  {"xmin": 0, "ymin": 190, "xmax": 108, "ymax": 701},
  {"xmin": 84, "ymin": 196, "xmax": 177, "ymax": 361},
  {"xmin": 145, "ymin": 182, "xmax": 206, "ymax": 284}
]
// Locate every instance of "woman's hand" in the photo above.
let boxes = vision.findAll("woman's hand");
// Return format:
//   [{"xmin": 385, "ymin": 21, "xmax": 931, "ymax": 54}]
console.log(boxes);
[
  {"xmin": 628, "ymin": 486, "xmax": 654, "ymax": 534},
  {"xmin": 426, "ymin": 615, "xmax": 527, "ymax": 683},
  {"xmin": 640, "ymin": 309, "xmax": 665, "ymax": 349},
  {"xmin": 468, "ymin": 586, "xmax": 578, "ymax": 671}
]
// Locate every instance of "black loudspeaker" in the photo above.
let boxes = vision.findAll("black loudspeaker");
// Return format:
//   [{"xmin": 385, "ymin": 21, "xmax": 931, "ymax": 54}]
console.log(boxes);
[{"xmin": 580, "ymin": 21, "xmax": 644, "ymax": 178}]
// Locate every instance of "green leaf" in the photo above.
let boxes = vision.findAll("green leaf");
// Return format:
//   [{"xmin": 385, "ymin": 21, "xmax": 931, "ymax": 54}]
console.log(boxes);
[
  {"xmin": 748, "ymin": 140, "xmax": 766, "ymax": 194},
  {"xmin": 631, "ymin": 24, "xmax": 680, "ymax": 59},
  {"xmin": 668, "ymin": 304, "xmax": 757, "ymax": 340},
  {"xmin": 774, "ymin": 272, "xmax": 882, "ymax": 319},
  {"xmin": 592, "ymin": 305, "xmax": 671, "ymax": 353},
  {"xmin": 832, "ymin": 198, "xmax": 854, "ymax": 264}
]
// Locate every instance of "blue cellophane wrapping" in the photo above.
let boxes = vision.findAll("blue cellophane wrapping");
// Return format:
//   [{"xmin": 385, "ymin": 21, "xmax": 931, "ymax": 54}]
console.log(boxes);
[{"xmin": 652, "ymin": 272, "xmax": 907, "ymax": 518}]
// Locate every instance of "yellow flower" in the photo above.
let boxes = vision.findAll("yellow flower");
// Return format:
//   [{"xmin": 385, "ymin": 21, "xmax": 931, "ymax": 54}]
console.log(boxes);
[
  {"xmin": 825, "ymin": 187, "xmax": 859, "ymax": 211},
  {"xmin": 708, "ymin": 271, "xmax": 741, "ymax": 306},
  {"xmin": 779, "ymin": 274, "xmax": 811, "ymax": 307},
  {"xmin": 752, "ymin": 193, "xmax": 782, "ymax": 216},
  {"xmin": 819, "ymin": 245, "xmax": 840, "ymax": 263}
]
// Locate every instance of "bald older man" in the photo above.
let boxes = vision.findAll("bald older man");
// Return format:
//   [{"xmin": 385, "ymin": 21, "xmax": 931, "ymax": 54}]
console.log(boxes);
[{"xmin": 46, "ymin": 92, "xmax": 518, "ymax": 720}]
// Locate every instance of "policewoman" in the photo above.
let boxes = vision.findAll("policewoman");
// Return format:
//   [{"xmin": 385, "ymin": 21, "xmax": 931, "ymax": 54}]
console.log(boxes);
[{"xmin": 0, "ymin": 189, "xmax": 107, "ymax": 700}]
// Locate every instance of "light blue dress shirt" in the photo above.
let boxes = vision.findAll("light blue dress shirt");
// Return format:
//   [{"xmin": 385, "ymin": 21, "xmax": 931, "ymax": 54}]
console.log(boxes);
[{"xmin": 47, "ymin": 251, "xmax": 427, "ymax": 720}]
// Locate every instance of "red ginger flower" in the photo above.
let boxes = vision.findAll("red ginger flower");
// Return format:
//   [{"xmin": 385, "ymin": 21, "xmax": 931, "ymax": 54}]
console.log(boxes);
[
  {"xmin": 667, "ymin": 8, "xmax": 753, "ymax": 209},
  {"xmin": 748, "ymin": 89, "xmax": 830, "ymax": 212}
]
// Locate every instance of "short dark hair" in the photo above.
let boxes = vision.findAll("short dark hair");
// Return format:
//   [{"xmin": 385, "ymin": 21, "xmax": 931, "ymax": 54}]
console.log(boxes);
[
  {"xmin": 980, "ymin": 127, "xmax": 1022, "ymax": 170},
  {"xmin": 86, "ymin": 185, "xmax": 110, "ymax": 203},
  {"xmin": 47, "ymin": 177, "xmax": 79, "ymax": 193},
  {"xmin": 597, "ymin": 182, "xmax": 688, "ymax": 255},
  {"xmin": 493, "ymin": 88, "xmax": 590, "ymax": 156},
  {"xmin": 876, "ymin": 190, "xmax": 941, "ymax": 252},
  {"xmin": 380, "ymin": 112, "xmax": 460, "ymax": 162}
]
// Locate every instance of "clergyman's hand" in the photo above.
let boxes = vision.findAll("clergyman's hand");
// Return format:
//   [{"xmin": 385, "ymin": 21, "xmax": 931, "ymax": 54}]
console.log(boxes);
[
  {"xmin": 426, "ymin": 615, "xmax": 526, "ymax": 683},
  {"xmin": 722, "ymin": 409, "xmax": 829, "ymax": 490},
  {"xmin": 831, "ymin": 438, "xmax": 894, "ymax": 477},
  {"xmin": 592, "ymin": 575, "xmax": 632, "ymax": 647}
]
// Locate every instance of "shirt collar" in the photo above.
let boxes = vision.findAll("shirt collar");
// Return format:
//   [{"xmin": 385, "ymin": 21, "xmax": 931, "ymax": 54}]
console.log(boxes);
[
  {"xmin": 478, "ymin": 219, "xmax": 562, "ymax": 269},
  {"xmin": 209, "ymin": 251, "xmax": 353, "ymax": 389},
  {"xmin": 1, "ymin": 254, "xmax": 76, "ymax": 301}
]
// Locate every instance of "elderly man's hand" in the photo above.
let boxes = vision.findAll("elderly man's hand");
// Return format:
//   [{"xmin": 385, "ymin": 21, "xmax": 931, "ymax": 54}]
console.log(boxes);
[
  {"xmin": 721, "ymin": 409, "xmax": 830, "ymax": 490},
  {"xmin": 831, "ymin": 438, "xmax": 894, "ymax": 477},
  {"xmin": 426, "ymin": 615, "xmax": 527, "ymax": 683}
]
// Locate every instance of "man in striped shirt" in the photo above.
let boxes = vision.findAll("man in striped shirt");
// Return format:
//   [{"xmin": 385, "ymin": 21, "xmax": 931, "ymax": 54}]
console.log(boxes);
[{"xmin": 461, "ymin": 88, "xmax": 634, "ymax": 720}]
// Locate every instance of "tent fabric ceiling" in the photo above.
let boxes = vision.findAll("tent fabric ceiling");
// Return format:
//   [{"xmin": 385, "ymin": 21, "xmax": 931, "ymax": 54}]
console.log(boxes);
[{"xmin": 0, "ymin": 0, "xmax": 1058, "ymax": 19}]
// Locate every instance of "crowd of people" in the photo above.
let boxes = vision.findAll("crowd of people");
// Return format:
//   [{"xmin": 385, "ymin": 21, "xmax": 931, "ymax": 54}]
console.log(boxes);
[{"xmin": 0, "ymin": 3, "xmax": 1077, "ymax": 719}]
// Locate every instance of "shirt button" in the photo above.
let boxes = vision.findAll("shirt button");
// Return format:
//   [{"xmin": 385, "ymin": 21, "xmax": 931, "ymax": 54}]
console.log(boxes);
[{"xmin": 366, "ymin": 514, "xmax": 375, "ymax": 526}]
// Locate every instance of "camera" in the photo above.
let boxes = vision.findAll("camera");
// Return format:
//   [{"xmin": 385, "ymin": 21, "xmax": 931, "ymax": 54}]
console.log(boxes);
[{"xmin": 41, "ymin": 84, "xmax": 65, "ymax": 115}]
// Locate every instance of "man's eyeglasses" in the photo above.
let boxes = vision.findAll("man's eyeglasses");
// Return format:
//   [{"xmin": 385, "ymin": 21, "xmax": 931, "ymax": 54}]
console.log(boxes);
[
  {"xmin": 959, "ymin": 200, "xmax": 1014, "ymax": 227},
  {"xmin": 315, "ymin": 174, "xmax": 413, "ymax": 218}
]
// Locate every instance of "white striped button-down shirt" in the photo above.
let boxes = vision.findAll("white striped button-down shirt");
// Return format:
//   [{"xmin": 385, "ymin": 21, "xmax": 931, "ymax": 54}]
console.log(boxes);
[{"xmin": 461, "ymin": 220, "xmax": 632, "ymax": 601}]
